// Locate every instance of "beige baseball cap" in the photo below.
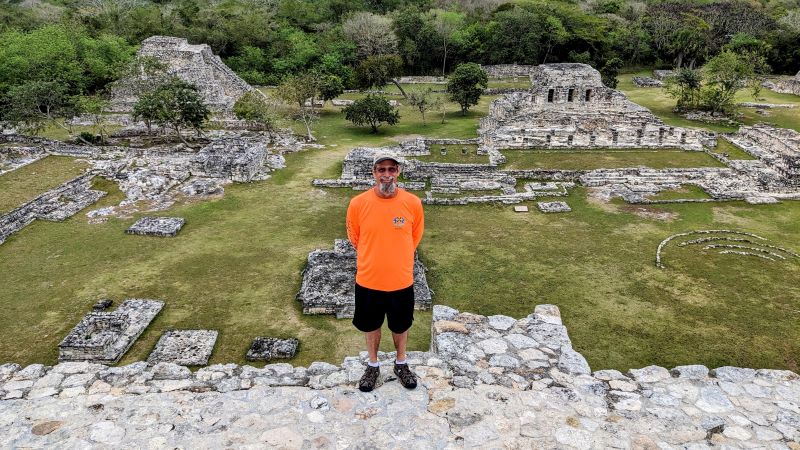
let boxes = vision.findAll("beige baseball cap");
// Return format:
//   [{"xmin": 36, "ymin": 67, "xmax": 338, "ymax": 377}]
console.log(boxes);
[{"xmin": 372, "ymin": 153, "xmax": 401, "ymax": 166}]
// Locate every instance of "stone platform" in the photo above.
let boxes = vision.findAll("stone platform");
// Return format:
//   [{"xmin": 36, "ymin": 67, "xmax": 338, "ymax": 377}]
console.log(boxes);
[{"xmin": 2, "ymin": 305, "xmax": 798, "ymax": 448}]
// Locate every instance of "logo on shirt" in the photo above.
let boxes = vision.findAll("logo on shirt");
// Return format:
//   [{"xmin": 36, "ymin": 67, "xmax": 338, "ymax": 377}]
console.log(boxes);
[{"xmin": 392, "ymin": 216, "xmax": 406, "ymax": 228}]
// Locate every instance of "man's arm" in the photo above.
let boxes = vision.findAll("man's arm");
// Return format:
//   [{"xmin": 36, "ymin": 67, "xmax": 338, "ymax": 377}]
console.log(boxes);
[
  {"xmin": 346, "ymin": 199, "xmax": 360, "ymax": 250},
  {"xmin": 412, "ymin": 198, "xmax": 424, "ymax": 249}
]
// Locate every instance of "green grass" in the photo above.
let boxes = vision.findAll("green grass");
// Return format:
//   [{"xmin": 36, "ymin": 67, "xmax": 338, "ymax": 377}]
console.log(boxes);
[
  {"xmin": 501, "ymin": 149, "xmax": 725, "ymax": 170},
  {"xmin": 38, "ymin": 122, "xmax": 123, "ymax": 142},
  {"xmin": 618, "ymin": 72, "xmax": 800, "ymax": 133},
  {"xmin": 2, "ymin": 82, "xmax": 800, "ymax": 373},
  {"xmin": 712, "ymin": 138, "xmax": 757, "ymax": 160},
  {"xmin": 0, "ymin": 156, "xmax": 88, "ymax": 214}
]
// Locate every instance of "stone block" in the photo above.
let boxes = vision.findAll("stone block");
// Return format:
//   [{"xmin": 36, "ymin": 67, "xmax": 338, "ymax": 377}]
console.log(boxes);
[
  {"xmin": 537, "ymin": 201, "xmax": 571, "ymax": 213},
  {"xmin": 246, "ymin": 337, "xmax": 299, "ymax": 361},
  {"xmin": 125, "ymin": 217, "xmax": 185, "ymax": 237},
  {"xmin": 147, "ymin": 330, "xmax": 218, "ymax": 366},
  {"xmin": 59, "ymin": 299, "xmax": 163, "ymax": 364}
]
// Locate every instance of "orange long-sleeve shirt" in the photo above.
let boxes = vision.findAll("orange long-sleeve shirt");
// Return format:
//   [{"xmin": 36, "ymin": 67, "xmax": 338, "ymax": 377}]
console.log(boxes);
[{"xmin": 346, "ymin": 188, "xmax": 424, "ymax": 291}]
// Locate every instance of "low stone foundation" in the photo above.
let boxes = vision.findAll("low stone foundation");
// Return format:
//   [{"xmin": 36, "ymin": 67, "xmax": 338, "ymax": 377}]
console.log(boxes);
[
  {"xmin": 0, "ymin": 174, "xmax": 105, "ymax": 245},
  {"xmin": 1, "ymin": 304, "xmax": 798, "ymax": 448}
]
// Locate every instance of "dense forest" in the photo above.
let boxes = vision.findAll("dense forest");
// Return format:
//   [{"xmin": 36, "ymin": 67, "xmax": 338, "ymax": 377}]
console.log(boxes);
[{"xmin": 0, "ymin": 0, "xmax": 798, "ymax": 107}]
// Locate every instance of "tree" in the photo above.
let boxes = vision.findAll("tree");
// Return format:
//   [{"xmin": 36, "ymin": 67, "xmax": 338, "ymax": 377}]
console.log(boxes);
[
  {"xmin": 664, "ymin": 68, "xmax": 703, "ymax": 111},
  {"xmin": 446, "ymin": 62, "xmax": 487, "ymax": 115},
  {"xmin": 276, "ymin": 72, "xmax": 322, "ymax": 141},
  {"xmin": 342, "ymin": 94, "xmax": 399, "ymax": 133},
  {"xmin": 541, "ymin": 16, "xmax": 568, "ymax": 64},
  {"xmin": 342, "ymin": 12, "xmax": 398, "ymax": 59},
  {"xmin": 701, "ymin": 50, "xmax": 754, "ymax": 115},
  {"xmin": 354, "ymin": 54, "xmax": 407, "ymax": 97},
  {"xmin": 428, "ymin": 9, "xmax": 464, "ymax": 77},
  {"xmin": 132, "ymin": 78, "xmax": 210, "ymax": 142},
  {"xmin": 406, "ymin": 87, "xmax": 436, "ymax": 123},
  {"xmin": 318, "ymin": 74, "xmax": 345, "ymax": 104},
  {"xmin": 4, "ymin": 81, "xmax": 70, "ymax": 135},
  {"xmin": 600, "ymin": 57, "xmax": 623, "ymax": 88},
  {"xmin": 75, "ymin": 95, "xmax": 111, "ymax": 142},
  {"xmin": 233, "ymin": 91, "xmax": 279, "ymax": 134}
]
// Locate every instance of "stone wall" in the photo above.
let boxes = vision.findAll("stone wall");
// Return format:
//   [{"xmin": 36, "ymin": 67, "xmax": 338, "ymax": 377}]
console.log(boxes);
[
  {"xmin": 1, "ymin": 304, "xmax": 798, "ymax": 448},
  {"xmin": 0, "ymin": 174, "xmax": 105, "ymax": 245},
  {"xmin": 729, "ymin": 125, "xmax": 800, "ymax": 187},
  {"xmin": 481, "ymin": 64, "xmax": 536, "ymax": 79},
  {"xmin": 762, "ymin": 71, "xmax": 800, "ymax": 96},
  {"xmin": 109, "ymin": 36, "xmax": 254, "ymax": 115}
]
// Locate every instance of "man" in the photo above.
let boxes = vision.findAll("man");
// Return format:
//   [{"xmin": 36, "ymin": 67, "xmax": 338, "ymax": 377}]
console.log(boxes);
[{"xmin": 346, "ymin": 153, "xmax": 424, "ymax": 392}]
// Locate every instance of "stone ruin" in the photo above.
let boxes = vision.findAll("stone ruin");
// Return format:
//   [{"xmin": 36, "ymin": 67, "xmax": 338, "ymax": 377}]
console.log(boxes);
[
  {"xmin": 314, "ymin": 66, "xmax": 800, "ymax": 206},
  {"xmin": 110, "ymin": 36, "xmax": 254, "ymax": 115},
  {"xmin": 58, "ymin": 299, "xmax": 164, "ymax": 364},
  {"xmin": 246, "ymin": 338, "xmax": 299, "ymax": 361},
  {"xmin": 763, "ymin": 70, "xmax": 800, "ymax": 96},
  {"xmin": 6, "ymin": 303, "xmax": 799, "ymax": 448},
  {"xmin": 480, "ymin": 64, "xmax": 536, "ymax": 79},
  {"xmin": 479, "ymin": 64, "xmax": 714, "ymax": 151},
  {"xmin": 191, "ymin": 138, "xmax": 279, "ymax": 182},
  {"xmin": 655, "ymin": 230, "xmax": 800, "ymax": 268},
  {"xmin": 725, "ymin": 125, "xmax": 800, "ymax": 188},
  {"xmin": 0, "ymin": 131, "xmax": 308, "ymax": 237},
  {"xmin": 147, "ymin": 330, "xmax": 218, "ymax": 366},
  {"xmin": 125, "ymin": 217, "xmax": 185, "ymax": 237},
  {"xmin": 632, "ymin": 76, "xmax": 663, "ymax": 88},
  {"xmin": 0, "ymin": 145, "xmax": 47, "ymax": 175},
  {"xmin": 297, "ymin": 239, "xmax": 432, "ymax": 319},
  {"xmin": 0, "ymin": 173, "xmax": 106, "ymax": 246},
  {"xmin": 537, "ymin": 201, "xmax": 571, "ymax": 213},
  {"xmin": 652, "ymin": 70, "xmax": 675, "ymax": 81}
]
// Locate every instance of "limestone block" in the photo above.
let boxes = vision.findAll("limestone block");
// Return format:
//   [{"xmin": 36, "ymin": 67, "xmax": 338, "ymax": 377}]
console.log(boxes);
[{"xmin": 147, "ymin": 330, "xmax": 218, "ymax": 366}]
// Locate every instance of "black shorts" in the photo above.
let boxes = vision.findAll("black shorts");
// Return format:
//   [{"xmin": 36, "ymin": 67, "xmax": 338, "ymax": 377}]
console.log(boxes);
[{"xmin": 352, "ymin": 283, "xmax": 415, "ymax": 333}]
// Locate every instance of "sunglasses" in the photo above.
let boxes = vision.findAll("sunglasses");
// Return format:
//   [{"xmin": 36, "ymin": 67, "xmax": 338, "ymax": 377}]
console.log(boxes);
[{"xmin": 375, "ymin": 167, "xmax": 399, "ymax": 174}]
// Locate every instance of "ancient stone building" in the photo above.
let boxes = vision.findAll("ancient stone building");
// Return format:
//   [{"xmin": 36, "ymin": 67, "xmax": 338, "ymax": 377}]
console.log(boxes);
[
  {"xmin": 58, "ymin": 299, "xmax": 164, "ymax": 364},
  {"xmin": 479, "ymin": 63, "xmax": 714, "ymax": 151},
  {"xmin": 191, "ymin": 138, "xmax": 272, "ymax": 182},
  {"xmin": 110, "ymin": 36, "xmax": 254, "ymax": 115}
]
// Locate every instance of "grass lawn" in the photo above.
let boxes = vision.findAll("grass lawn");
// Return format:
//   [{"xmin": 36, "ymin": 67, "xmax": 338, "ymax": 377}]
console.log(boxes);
[
  {"xmin": 0, "ymin": 156, "xmax": 88, "ymax": 214},
  {"xmin": 501, "ymin": 149, "xmax": 725, "ymax": 170},
  {"xmin": 712, "ymin": 138, "xmax": 757, "ymax": 160},
  {"xmin": 2, "ymin": 81, "xmax": 799, "ymax": 373},
  {"xmin": 617, "ymin": 72, "xmax": 800, "ymax": 133}
]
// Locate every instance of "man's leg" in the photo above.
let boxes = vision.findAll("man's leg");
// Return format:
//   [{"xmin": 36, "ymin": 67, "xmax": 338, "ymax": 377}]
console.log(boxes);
[
  {"xmin": 387, "ymin": 286, "xmax": 416, "ymax": 389},
  {"xmin": 366, "ymin": 329, "xmax": 381, "ymax": 363},
  {"xmin": 391, "ymin": 330, "xmax": 407, "ymax": 361}
]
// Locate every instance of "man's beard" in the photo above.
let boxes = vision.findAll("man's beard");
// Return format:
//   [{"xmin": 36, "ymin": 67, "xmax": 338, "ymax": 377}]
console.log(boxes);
[{"xmin": 378, "ymin": 180, "xmax": 397, "ymax": 196}]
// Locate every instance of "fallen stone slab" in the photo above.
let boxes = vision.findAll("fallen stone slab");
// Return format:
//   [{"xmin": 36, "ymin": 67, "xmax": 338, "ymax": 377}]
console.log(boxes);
[
  {"xmin": 146, "ymin": 330, "xmax": 218, "ymax": 366},
  {"xmin": 125, "ymin": 217, "xmax": 185, "ymax": 237},
  {"xmin": 537, "ymin": 201, "xmax": 571, "ymax": 213},
  {"xmin": 246, "ymin": 337, "xmax": 299, "ymax": 361}
]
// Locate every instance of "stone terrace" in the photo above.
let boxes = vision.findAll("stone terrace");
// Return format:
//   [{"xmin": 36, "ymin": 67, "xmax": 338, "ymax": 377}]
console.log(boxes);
[{"xmin": 1, "ymin": 305, "xmax": 798, "ymax": 448}]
